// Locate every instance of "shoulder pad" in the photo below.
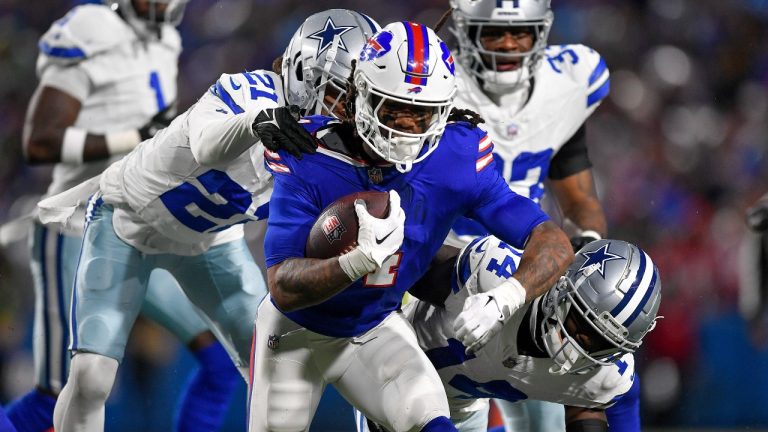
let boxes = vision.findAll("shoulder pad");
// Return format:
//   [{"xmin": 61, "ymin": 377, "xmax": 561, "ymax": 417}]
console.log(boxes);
[
  {"xmin": 208, "ymin": 70, "xmax": 285, "ymax": 115},
  {"xmin": 38, "ymin": 5, "xmax": 134, "ymax": 65},
  {"xmin": 544, "ymin": 44, "xmax": 610, "ymax": 108},
  {"xmin": 159, "ymin": 24, "xmax": 182, "ymax": 52}
]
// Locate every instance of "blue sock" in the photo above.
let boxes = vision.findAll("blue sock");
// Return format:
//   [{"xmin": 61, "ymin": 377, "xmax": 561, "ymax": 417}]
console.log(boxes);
[
  {"xmin": 174, "ymin": 341, "xmax": 240, "ymax": 432},
  {"xmin": 420, "ymin": 416, "xmax": 457, "ymax": 432},
  {"xmin": 0, "ymin": 405, "xmax": 19, "ymax": 432},
  {"xmin": 6, "ymin": 389, "xmax": 55, "ymax": 432},
  {"xmin": 606, "ymin": 376, "xmax": 641, "ymax": 432}
]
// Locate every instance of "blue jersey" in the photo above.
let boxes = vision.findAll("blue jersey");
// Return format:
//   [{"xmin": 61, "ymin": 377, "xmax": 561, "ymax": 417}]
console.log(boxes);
[{"xmin": 264, "ymin": 117, "xmax": 549, "ymax": 337}]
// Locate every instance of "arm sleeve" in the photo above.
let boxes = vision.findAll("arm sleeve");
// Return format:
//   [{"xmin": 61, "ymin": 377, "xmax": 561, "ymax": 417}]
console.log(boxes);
[
  {"xmin": 38, "ymin": 63, "xmax": 91, "ymax": 102},
  {"xmin": 264, "ymin": 170, "xmax": 320, "ymax": 267},
  {"xmin": 548, "ymin": 123, "xmax": 592, "ymax": 180},
  {"xmin": 469, "ymin": 156, "xmax": 550, "ymax": 249}
]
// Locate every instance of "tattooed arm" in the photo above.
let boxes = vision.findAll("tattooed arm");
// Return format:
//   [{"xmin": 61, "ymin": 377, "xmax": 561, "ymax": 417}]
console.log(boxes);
[
  {"xmin": 267, "ymin": 258, "xmax": 353, "ymax": 312},
  {"xmin": 514, "ymin": 220, "xmax": 574, "ymax": 302}
]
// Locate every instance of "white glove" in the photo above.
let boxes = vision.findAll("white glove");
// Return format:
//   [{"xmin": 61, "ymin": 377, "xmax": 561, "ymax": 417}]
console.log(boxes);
[
  {"xmin": 338, "ymin": 190, "xmax": 406, "ymax": 281},
  {"xmin": 453, "ymin": 277, "xmax": 527, "ymax": 354}
]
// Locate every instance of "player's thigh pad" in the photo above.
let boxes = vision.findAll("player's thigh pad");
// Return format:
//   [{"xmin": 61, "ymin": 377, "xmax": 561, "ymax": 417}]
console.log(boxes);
[
  {"xmin": 72, "ymin": 203, "xmax": 149, "ymax": 362},
  {"xmin": 248, "ymin": 297, "xmax": 325, "ymax": 432},
  {"xmin": 141, "ymin": 268, "xmax": 208, "ymax": 345},
  {"xmin": 167, "ymin": 238, "xmax": 266, "ymax": 366},
  {"xmin": 335, "ymin": 311, "xmax": 450, "ymax": 432},
  {"xmin": 30, "ymin": 223, "xmax": 81, "ymax": 392}
]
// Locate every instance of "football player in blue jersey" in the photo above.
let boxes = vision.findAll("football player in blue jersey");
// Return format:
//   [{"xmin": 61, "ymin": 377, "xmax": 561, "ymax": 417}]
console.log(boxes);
[
  {"xmin": 8, "ymin": 1, "xmax": 243, "ymax": 431},
  {"xmin": 37, "ymin": 8, "xmax": 379, "ymax": 432},
  {"xmin": 249, "ymin": 22, "xmax": 573, "ymax": 432},
  {"xmin": 440, "ymin": 0, "xmax": 634, "ymax": 430}
]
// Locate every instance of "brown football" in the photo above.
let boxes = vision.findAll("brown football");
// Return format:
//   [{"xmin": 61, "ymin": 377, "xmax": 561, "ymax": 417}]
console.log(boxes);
[{"xmin": 305, "ymin": 191, "xmax": 390, "ymax": 259}]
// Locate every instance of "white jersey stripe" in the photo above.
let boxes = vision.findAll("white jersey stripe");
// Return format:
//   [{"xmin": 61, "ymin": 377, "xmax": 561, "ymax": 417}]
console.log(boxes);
[{"xmin": 476, "ymin": 153, "xmax": 494, "ymax": 172}]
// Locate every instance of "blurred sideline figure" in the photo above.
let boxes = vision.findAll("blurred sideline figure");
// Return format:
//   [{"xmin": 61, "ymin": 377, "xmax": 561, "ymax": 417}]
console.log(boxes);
[
  {"xmin": 250, "ymin": 20, "xmax": 573, "ymax": 432},
  {"xmin": 359, "ymin": 237, "xmax": 661, "ymax": 432},
  {"xmin": 442, "ymin": 0, "xmax": 644, "ymax": 430},
  {"xmin": 7, "ymin": 1, "xmax": 244, "ymax": 431},
  {"xmin": 741, "ymin": 193, "xmax": 768, "ymax": 345},
  {"xmin": 40, "ymin": 8, "xmax": 378, "ymax": 432}
]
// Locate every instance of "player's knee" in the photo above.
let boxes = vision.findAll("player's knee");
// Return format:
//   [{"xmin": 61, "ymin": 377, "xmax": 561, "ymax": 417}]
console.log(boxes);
[
  {"xmin": 68, "ymin": 353, "xmax": 118, "ymax": 403},
  {"xmin": 260, "ymin": 381, "xmax": 314, "ymax": 431}
]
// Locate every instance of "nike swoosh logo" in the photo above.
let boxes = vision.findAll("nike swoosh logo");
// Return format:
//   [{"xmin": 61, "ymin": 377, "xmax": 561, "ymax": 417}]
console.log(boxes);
[
  {"xmin": 229, "ymin": 77, "xmax": 242, "ymax": 90},
  {"xmin": 375, "ymin": 228, "xmax": 396, "ymax": 245}
]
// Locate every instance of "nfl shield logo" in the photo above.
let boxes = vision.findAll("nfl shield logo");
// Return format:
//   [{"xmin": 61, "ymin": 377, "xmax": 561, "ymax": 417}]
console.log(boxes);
[
  {"xmin": 367, "ymin": 167, "xmax": 383, "ymax": 184},
  {"xmin": 321, "ymin": 213, "xmax": 346, "ymax": 243},
  {"xmin": 267, "ymin": 335, "xmax": 280, "ymax": 350},
  {"xmin": 506, "ymin": 123, "xmax": 519, "ymax": 138}
]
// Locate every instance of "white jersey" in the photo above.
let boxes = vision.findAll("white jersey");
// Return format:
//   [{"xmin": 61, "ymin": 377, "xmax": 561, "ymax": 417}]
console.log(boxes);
[
  {"xmin": 38, "ymin": 4, "xmax": 180, "ymax": 200},
  {"xmin": 99, "ymin": 70, "xmax": 282, "ymax": 256},
  {"xmin": 407, "ymin": 236, "xmax": 633, "ymax": 421},
  {"xmin": 447, "ymin": 44, "xmax": 610, "ymax": 246}
]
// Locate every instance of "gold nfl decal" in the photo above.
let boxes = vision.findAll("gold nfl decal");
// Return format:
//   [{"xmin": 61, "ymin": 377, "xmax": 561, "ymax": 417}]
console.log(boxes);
[
  {"xmin": 267, "ymin": 335, "xmax": 280, "ymax": 350},
  {"xmin": 321, "ymin": 213, "xmax": 346, "ymax": 243}
]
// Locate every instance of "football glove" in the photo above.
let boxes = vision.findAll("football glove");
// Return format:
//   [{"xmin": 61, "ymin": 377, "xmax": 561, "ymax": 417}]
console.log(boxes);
[
  {"xmin": 747, "ymin": 194, "xmax": 768, "ymax": 232},
  {"xmin": 338, "ymin": 190, "xmax": 406, "ymax": 281},
  {"xmin": 139, "ymin": 102, "xmax": 178, "ymax": 141},
  {"xmin": 454, "ymin": 278, "xmax": 526, "ymax": 354},
  {"xmin": 253, "ymin": 105, "xmax": 317, "ymax": 159},
  {"xmin": 570, "ymin": 230, "xmax": 602, "ymax": 253}
]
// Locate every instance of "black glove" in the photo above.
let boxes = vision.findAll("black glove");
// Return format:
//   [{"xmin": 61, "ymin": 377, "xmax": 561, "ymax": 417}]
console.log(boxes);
[
  {"xmin": 747, "ymin": 194, "xmax": 768, "ymax": 232},
  {"xmin": 139, "ymin": 102, "xmax": 178, "ymax": 141},
  {"xmin": 253, "ymin": 105, "xmax": 317, "ymax": 159},
  {"xmin": 570, "ymin": 231, "xmax": 601, "ymax": 253}
]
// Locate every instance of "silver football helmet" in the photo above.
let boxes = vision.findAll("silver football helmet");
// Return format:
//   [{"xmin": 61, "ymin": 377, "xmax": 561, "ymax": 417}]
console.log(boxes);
[
  {"xmin": 282, "ymin": 9, "xmax": 381, "ymax": 117},
  {"xmin": 104, "ymin": 0, "xmax": 187, "ymax": 38},
  {"xmin": 539, "ymin": 239, "xmax": 662, "ymax": 375},
  {"xmin": 450, "ymin": 0, "xmax": 553, "ymax": 93}
]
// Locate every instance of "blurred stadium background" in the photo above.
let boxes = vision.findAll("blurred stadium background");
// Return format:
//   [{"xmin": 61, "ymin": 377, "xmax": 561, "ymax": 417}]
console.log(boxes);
[{"xmin": 1, "ymin": 0, "xmax": 768, "ymax": 430}]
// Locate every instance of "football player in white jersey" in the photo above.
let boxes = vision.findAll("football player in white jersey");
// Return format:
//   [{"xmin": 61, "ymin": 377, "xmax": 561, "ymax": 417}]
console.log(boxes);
[
  {"xmin": 8, "ymin": 2, "xmax": 243, "ymax": 431},
  {"xmin": 361, "ymin": 237, "xmax": 661, "ymax": 432},
  {"xmin": 39, "ymin": 8, "xmax": 380, "ymax": 432},
  {"xmin": 443, "ymin": 0, "xmax": 617, "ymax": 430}
]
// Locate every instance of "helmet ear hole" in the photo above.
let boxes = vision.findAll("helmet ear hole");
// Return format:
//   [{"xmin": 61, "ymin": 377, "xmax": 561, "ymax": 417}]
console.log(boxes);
[{"xmin": 294, "ymin": 59, "xmax": 304, "ymax": 82}]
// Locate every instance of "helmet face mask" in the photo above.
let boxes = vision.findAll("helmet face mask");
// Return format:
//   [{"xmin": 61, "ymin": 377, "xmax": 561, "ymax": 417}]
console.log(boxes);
[
  {"xmin": 450, "ymin": 0, "xmax": 553, "ymax": 93},
  {"xmin": 354, "ymin": 22, "xmax": 457, "ymax": 172},
  {"xmin": 282, "ymin": 10, "xmax": 381, "ymax": 118},
  {"xmin": 105, "ymin": 0, "xmax": 188, "ymax": 38},
  {"xmin": 539, "ymin": 240, "xmax": 662, "ymax": 375}
]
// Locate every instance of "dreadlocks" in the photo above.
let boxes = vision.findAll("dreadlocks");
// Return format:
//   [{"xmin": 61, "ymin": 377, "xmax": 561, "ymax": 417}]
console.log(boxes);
[
  {"xmin": 341, "ymin": 59, "xmax": 359, "ymax": 135},
  {"xmin": 447, "ymin": 107, "xmax": 485, "ymax": 127},
  {"xmin": 433, "ymin": 7, "xmax": 454, "ymax": 34}
]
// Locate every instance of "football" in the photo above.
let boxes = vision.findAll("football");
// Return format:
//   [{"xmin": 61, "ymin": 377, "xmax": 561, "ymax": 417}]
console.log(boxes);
[{"xmin": 305, "ymin": 191, "xmax": 390, "ymax": 259}]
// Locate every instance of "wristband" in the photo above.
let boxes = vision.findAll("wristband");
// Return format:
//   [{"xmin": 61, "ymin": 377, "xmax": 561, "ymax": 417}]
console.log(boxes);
[
  {"xmin": 579, "ymin": 230, "xmax": 602, "ymax": 240},
  {"xmin": 489, "ymin": 277, "xmax": 527, "ymax": 321},
  {"xmin": 105, "ymin": 129, "xmax": 141, "ymax": 155},
  {"xmin": 61, "ymin": 127, "xmax": 87, "ymax": 164}
]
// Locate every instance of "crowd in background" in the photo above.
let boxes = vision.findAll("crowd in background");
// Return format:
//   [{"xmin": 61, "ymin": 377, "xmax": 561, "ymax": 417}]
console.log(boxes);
[{"xmin": 1, "ymin": 0, "xmax": 767, "ymax": 429}]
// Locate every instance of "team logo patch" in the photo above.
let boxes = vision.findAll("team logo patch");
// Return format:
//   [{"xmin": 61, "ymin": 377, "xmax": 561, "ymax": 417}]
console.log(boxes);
[
  {"xmin": 322, "ymin": 213, "xmax": 347, "ymax": 243},
  {"xmin": 267, "ymin": 335, "xmax": 280, "ymax": 350},
  {"xmin": 440, "ymin": 41, "xmax": 455, "ymax": 76},
  {"xmin": 360, "ymin": 31, "xmax": 393, "ymax": 62},
  {"xmin": 506, "ymin": 123, "xmax": 519, "ymax": 138},
  {"xmin": 367, "ymin": 167, "xmax": 383, "ymax": 184},
  {"xmin": 407, "ymin": 86, "xmax": 423, "ymax": 94}
]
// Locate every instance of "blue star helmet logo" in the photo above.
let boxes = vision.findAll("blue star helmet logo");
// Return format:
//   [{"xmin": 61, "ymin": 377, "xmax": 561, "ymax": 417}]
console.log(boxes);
[
  {"xmin": 307, "ymin": 17, "xmax": 356, "ymax": 59},
  {"xmin": 577, "ymin": 243, "xmax": 625, "ymax": 278}
]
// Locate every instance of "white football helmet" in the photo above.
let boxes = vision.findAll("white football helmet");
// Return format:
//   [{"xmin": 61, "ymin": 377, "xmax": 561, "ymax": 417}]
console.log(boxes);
[
  {"xmin": 354, "ymin": 21, "xmax": 457, "ymax": 172},
  {"xmin": 282, "ymin": 10, "xmax": 381, "ymax": 116},
  {"xmin": 104, "ymin": 0, "xmax": 187, "ymax": 38},
  {"xmin": 450, "ymin": 0, "xmax": 553, "ymax": 93},
  {"xmin": 539, "ymin": 239, "xmax": 662, "ymax": 375}
]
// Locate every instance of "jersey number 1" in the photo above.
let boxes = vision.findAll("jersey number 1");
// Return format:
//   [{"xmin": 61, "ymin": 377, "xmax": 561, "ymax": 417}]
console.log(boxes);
[{"xmin": 363, "ymin": 252, "xmax": 402, "ymax": 288}]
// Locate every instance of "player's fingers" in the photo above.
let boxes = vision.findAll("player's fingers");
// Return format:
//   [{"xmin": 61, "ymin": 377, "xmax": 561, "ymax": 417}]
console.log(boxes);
[
  {"xmin": 283, "ymin": 123, "xmax": 317, "ymax": 154},
  {"xmin": 354, "ymin": 199, "xmax": 371, "ymax": 220},
  {"xmin": 275, "ymin": 133, "xmax": 303, "ymax": 159}
]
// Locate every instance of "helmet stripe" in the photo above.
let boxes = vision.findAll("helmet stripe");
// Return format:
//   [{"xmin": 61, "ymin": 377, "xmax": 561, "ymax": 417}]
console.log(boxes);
[
  {"xmin": 613, "ymin": 251, "xmax": 655, "ymax": 324},
  {"xmin": 360, "ymin": 13, "xmax": 379, "ymax": 35},
  {"xmin": 622, "ymin": 266, "xmax": 658, "ymax": 326},
  {"xmin": 403, "ymin": 22, "xmax": 429, "ymax": 85},
  {"xmin": 610, "ymin": 248, "xmax": 646, "ymax": 318}
]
